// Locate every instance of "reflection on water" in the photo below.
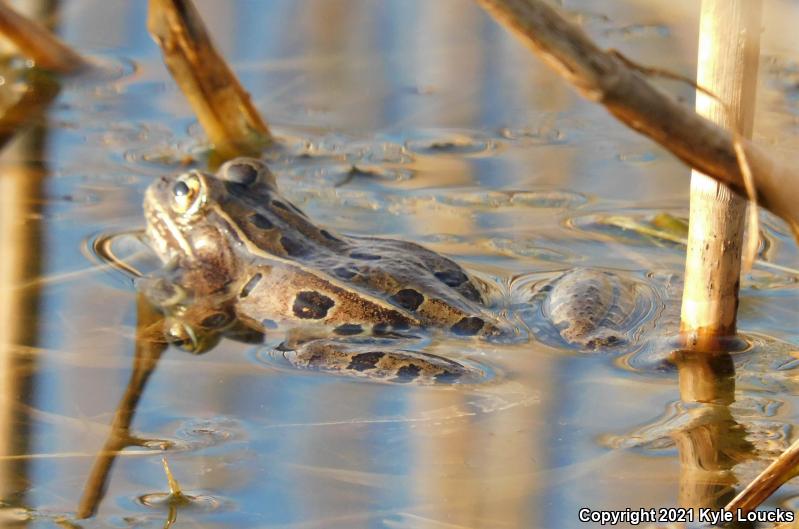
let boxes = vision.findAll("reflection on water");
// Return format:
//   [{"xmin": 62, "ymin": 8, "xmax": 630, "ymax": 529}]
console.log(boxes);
[
  {"xmin": 0, "ymin": 93, "xmax": 46, "ymax": 529},
  {"xmin": 2, "ymin": 0, "xmax": 799, "ymax": 527}
]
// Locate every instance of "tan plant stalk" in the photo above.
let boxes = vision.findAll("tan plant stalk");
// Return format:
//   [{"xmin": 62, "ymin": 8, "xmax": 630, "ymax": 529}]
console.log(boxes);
[
  {"xmin": 725, "ymin": 437, "xmax": 799, "ymax": 513},
  {"xmin": 147, "ymin": 0, "xmax": 272, "ymax": 160},
  {"xmin": 0, "ymin": 1, "xmax": 86, "ymax": 73},
  {"xmin": 680, "ymin": 0, "xmax": 762, "ymax": 351}
]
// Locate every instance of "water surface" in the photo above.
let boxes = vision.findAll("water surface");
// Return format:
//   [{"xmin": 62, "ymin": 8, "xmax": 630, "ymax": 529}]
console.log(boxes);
[{"xmin": 3, "ymin": 1, "xmax": 799, "ymax": 528}]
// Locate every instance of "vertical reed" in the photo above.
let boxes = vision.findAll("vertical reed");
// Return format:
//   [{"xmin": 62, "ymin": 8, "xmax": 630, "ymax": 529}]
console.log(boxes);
[{"xmin": 680, "ymin": 0, "xmax": 762, "ymax": 352}]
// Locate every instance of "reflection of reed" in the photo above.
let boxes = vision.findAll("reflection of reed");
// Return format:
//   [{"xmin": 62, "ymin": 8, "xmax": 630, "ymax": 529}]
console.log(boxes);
[
  {"xmin": 0, "ymin": 1, "xmax": 61, "ymax": 519},
  {"xmin": 402, "ymin": 1, "xmax": 481, "ymax": 234},
  {"xmin": 400, "ymin": 4, "xmax": 480, "ymax": 526},
  {"xmin": 407, "ymin": 382, "xmax": 550, "ymax": 528},
  {"xmin": 672, "ymin": 351, "xmax": 754, "ymax": 514},
  {"xmin": 76, "ymin": 294, "xmax": 167, "ymax": 519},
  {"xmin": 0, "ymin": 118, "xmax": 46, "ymax": 528}
]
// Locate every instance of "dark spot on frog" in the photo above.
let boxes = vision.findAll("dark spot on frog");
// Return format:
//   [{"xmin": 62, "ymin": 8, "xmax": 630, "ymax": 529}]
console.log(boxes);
[
  {"xmin": 288, "ymin": 202, "xmax": 307, "ymax": 217},
  {"xmin": 334, "ymin": 323, "xmax": 363, "ymax": 336},
  {"xmin": 275, "ymin": 341, "xmax": 293, "ymax": 352},
  {"xmin": 332, "ymin": 266, "xmax": 357, "ymax": 279},
  {"xmin": 391, "ymin": 320, "xmax": 411, "ymax": 331},
  {"xmin": 213, "ymin": 278, "xmax": 236, "ymax": 296},
  {"xmin": 272, "ymin": 199, "xmax": 306, "ymax": 217},
  {"xmin": 250, "ymin": 213, "xmax": 274, "ymax": 230},
  {"xmin": 390, "ymin": 288, "xmax": 424, "ymax": 311},
  {"xmin": 293, "ymin": 291, "xmax": 335, "ymax": 319},
  {"xmin": 200, "ymin": 312, "xmax": 232, "ymax": 329},
  {"xmin": 347, "ymin": 351, "xmax": 384, "ymax": 372},
  {"xmin": 350, "ymin": 251, "xmax": 381, "ymax": 260},
  {"xmin": 261, "ymin": 318, "xmax": 278, "ymax": 329},
  {"xmin": 460, "ymin": 282, "xmax": 482, "ymax": 303},
  {"xmin": 223, "ymin": 161, "xmax": 259, "ymax": 186},
  {"xmin": 394, "ymin": 364, "xmax": 421, "ymax": 382},
  {"xmin": 434, "ymin": 269, "xmax": 468, "ymax": 287},
  {"xmin": 306, "ymin": 351, "xmax": 325, "ymax": 366},
  {"xmin": 434, "ymin": 371, "xmax": 462, "ymax": 383},
  {"xmin": 280, "ymin": 236, "xmax": 307, "ymax": 257},
  {"xmin": 451, "ymin": 316, "xmax": 484, "ymax": 336},
  {"xmin": 240, "ymin": 273, "xmax": 262, "ymax": 298},
  {"xmin": 320, "ymin": 229, "xmax": 341, "ymax": 242},
  {"xmin": 370, "ymin": 323, "xmax": 407, "ymax": 338}
]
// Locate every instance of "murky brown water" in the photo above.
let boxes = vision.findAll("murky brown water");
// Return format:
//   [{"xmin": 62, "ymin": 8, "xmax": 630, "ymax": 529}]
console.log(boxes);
[{"xmin": 3, "ymin": 0, "xmax": 799, "ymax": 528}]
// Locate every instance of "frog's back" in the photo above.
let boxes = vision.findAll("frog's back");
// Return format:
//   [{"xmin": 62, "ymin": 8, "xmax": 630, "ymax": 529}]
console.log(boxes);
[{"xmin": 213, "ymin": 169, "xmax": 499, "ymax": 336}]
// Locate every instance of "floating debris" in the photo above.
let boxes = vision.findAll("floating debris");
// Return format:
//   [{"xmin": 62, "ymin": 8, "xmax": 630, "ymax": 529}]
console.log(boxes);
[
  {"xmin": 404, "ymin": 129, "xmax": 495, "ymax": 156},
  {"xmin": 499, "ymin": 125, "xmax": 566, "ymax": 145},
  {"xmin": 604, "ymin": 24, "xmax": 670, "ymax": 39}
]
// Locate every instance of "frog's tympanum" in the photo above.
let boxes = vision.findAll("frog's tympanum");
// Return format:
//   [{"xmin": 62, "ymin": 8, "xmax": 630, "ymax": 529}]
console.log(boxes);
[{"xmin": 142, "ymin": 157, "xmax": 652, "ymax": 383}]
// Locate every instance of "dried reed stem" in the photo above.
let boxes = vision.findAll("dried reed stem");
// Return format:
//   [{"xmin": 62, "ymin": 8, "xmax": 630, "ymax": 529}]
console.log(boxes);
[
  {"xmin": 147, "ymin": 0, "xmax": 272, "ymax": 159},
  {"xmin": 680, "ymin": 0, "xmax": 762, "ymax": 351},
  {"xmin": 0, "ymin": 2, "xmax": 86, "ymax": 74},
  {"xmin": 725, "ymin": 437, "xmax": 799, "ymax": 513}
]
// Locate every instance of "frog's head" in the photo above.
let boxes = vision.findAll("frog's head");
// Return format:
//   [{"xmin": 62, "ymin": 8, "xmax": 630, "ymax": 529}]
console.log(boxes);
[{"xmin": 143, "ymin": 158, "xmax": 277, "ymax": 287}]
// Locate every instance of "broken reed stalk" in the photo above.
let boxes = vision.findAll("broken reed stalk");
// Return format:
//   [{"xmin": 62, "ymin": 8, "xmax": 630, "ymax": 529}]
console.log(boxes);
[
  {"xmin": 474, "ymin": 0, "xmax": 799, "ymax": 238},
  {"xmin": 680, "ymin": 0, "xmax": 762, "ymax": 351},
  {"xmin": 162, "ymin": 457, "xmax": 182, "ymax": 496},
  {"xmin": 725, "ymin": 437, "xmax": 799, "ymax": 514},
  {"xmin": 0, "ymin": 1, "xmax": 87, "ymax": 74},
  {"xmin": 147, "ymin": 0, "xmax": 272, "ymax": 159}
]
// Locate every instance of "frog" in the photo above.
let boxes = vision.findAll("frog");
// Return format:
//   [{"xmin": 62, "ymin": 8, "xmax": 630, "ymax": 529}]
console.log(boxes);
[{"xmin": 142, "ymin": 157, "xmax": 655, "ymax": 383}]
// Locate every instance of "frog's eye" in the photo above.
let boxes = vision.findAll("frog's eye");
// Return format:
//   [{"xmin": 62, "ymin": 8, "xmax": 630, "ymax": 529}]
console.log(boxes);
[
  {"xmin": 171, "ymin": 172, "xmax": 205, "ymax": 215},
  {"xmin": 220, "ymin": 158, "xmax": 275, "ymax": 189}
]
